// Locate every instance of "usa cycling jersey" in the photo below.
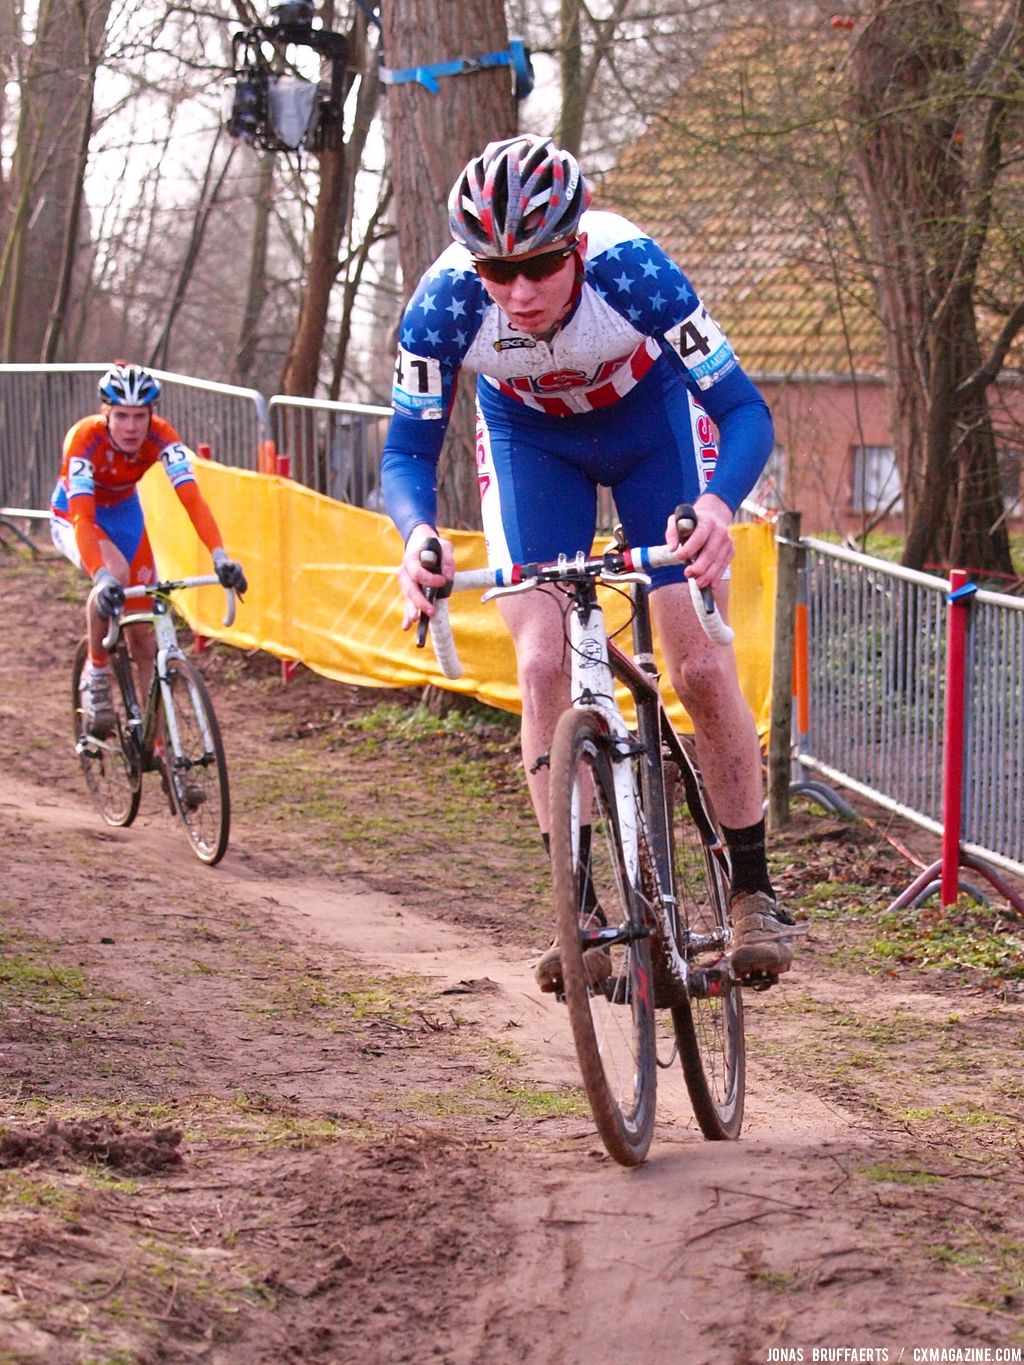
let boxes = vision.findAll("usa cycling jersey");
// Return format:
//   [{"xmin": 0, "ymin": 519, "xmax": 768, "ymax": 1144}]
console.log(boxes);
[
  {"xmin": 381, "ymin": 208, "xmax": 773, "ymax": 561},
  {"xmin": 50, "ymin": 413, "xmax": 221, "ymax": 581}
]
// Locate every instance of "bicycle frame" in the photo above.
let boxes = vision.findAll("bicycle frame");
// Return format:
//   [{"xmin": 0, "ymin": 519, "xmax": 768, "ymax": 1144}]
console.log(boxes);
[
  {"xmin": 563, "ymin": 573, "xmax": 720, "ymax": 997},
  {"xmin": 114, "ymin": 602, "xmax": 204, "ymax": 768},
  {"xmin": 425, "ymin": 525, "xmax": 746, "ymax": 1157}
]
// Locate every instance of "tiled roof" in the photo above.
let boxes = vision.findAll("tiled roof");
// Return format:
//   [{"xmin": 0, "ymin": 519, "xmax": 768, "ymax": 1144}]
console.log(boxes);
[{"xmin": 596, "ymin": 29, "xmax": 888, "ymax": 378}]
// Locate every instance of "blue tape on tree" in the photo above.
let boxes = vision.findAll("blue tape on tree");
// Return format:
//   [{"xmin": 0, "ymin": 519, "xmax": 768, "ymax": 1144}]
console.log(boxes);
[{"xmin": 380, "ymin": 40, "xmax": 533, "ymax": 99}]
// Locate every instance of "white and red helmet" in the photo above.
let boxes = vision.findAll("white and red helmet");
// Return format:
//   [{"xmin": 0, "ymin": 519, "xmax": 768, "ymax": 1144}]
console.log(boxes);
[{"xmin": 448, "ymin": 134, "xmax": 591, "ymax": 258}]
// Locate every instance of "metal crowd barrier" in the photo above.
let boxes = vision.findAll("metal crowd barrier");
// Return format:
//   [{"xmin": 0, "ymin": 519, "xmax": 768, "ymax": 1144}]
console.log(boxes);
[
  {"xmin": 267, "ymin": 395, "xmax": 391, "ymax": 507},
  {"xmin": 795, "ymin": 538, "xmax": 1024, "ymax": 884},
  {"xmin": 0, "ymin": 364, "xmax": 269, "ymax": 511}
]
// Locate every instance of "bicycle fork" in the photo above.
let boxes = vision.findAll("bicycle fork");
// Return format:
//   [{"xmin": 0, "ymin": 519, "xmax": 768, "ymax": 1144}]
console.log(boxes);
[
  {"xmin": 152, "ymin": 615, "xmax": 212, "ymax": 772},
  {"xmin": 567, "ymin": 599, "xmax": 691, "ymax": 995}
]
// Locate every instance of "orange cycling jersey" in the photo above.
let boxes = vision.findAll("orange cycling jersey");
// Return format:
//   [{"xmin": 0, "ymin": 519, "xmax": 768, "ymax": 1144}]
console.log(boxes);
[{"xmin": 52, "ymin": 413, "xmax": 221, "ymax": 578}]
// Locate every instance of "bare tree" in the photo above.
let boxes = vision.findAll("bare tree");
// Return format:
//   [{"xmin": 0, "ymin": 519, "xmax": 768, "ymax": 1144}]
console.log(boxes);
[
  {"xmin": 1, "ymin": 0, "xmax": 113, "ymax": 362},
  {"xmin": 850, "ymin": 0, "xmax": 1021, "ymax": 574}
]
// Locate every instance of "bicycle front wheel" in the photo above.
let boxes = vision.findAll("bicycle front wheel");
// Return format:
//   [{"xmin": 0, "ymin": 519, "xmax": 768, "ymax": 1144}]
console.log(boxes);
[
  {"xmin": 162, "ymin": 656, "xmax": 230, "ymax": 865},
  {"xmin": 549, "ymin": 708, "xmax": 657, "ymax": 1167},
  {"xmin": 71, "ymin": 639, "xmax": 141, "ymax": 828},
  {"xmin": 668, "ymin": 760, "xmax": 745, "ymax": 1139}
]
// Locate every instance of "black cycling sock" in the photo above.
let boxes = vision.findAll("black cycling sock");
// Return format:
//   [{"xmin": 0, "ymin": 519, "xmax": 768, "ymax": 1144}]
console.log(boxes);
[
  {"xmin": 542, "ymin": 827, "xmax": 600, "ymax": 916},
  {"xmin": 722, "ymin": 818, "xmax": 774, "ymax": 899}
]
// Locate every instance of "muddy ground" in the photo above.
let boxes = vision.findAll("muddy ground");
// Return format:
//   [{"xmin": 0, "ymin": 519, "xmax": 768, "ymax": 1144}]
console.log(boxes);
[{"xmin": 1, "ymin": 539, "xmax": 1022, "ymax": 1365}]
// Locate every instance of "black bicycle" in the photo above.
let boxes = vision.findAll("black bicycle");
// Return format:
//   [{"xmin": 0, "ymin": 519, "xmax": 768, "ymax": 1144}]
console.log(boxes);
[
  {"xmin": 72, "ymin": 576, "xmax": 235, "ymax": 865},
  {"xmin": 424, "ymin": 509, "xmax": 747, "ymax": 1165}
]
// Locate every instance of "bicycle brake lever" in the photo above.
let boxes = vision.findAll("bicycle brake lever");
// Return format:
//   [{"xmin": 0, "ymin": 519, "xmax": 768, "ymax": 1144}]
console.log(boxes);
[
  {"xmin": 481, "ymin": 577, "xmax": 539, "ymax": 604},
  {"xmin": 673, "ymin": 502, "xmax": 716, "ymax": 615},
  {"xmin": 101, "ymin": 612, "xmax": 123, "ymax": 653},
  {"xmin": 673, "ymin": 502, "xmax": 734, "ymax": 646},
  {"xmin": 416, "ymin": 537, "xmax": 448, "ymax": 649}
]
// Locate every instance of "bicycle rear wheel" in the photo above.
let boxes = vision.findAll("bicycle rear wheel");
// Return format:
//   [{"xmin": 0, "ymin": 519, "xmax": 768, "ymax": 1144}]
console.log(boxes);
[
  {"xmin": 667, "ymin": 760, "xmax": 745, "ymax": 1139},
  {"xmin": 71, "ymin": 639, "xmax": 141, "ymax": 827},
  {"xmin": 162, "ymin": 656, "xmax": 230, "ymax": 865},
  {"xmin": 549, "ymin": 707, "xmax": 657, "ymax": 1167}
]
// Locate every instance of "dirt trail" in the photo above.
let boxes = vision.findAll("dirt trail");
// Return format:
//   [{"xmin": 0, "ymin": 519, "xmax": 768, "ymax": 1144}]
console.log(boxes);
[{"xmin": 1, "ymin": 549, "xmax": 1022, "ymax": 1365}]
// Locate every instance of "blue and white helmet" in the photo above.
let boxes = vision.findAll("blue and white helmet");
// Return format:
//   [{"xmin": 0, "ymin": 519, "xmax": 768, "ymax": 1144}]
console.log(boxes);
[{"xmin": 99, "ymin": 362, "xmax": 161, "ymax": 407}]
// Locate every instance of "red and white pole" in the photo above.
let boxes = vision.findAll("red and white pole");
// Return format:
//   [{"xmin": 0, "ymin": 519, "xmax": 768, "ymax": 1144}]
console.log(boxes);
[{"xmin": 940, "ymin": 569, "xmax": 974, "ymax": 906}]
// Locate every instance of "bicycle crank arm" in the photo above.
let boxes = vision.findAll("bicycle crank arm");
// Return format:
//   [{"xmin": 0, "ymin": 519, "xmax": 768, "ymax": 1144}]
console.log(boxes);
[
  {"xmin": 76, "ymin": 734, "xmax": 122, "ymax": 757},
  {"xmin": 688, "ymin": 960, "xmax": 740, "ymax": 998},
  {"xmin": 580, "ymin": 922, "xmax": 650, "ymax": 950}
]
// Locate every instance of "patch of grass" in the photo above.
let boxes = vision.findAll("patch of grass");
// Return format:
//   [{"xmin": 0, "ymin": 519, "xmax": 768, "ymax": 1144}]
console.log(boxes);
[
  {"xmin": 402, "ymin": 1076, "xmax": 589, "ymax": 1121},
  {"xmin": 860, "ymin": 1162, "xmax": 943, "ymax": 1186},
  {"xmin": 0, "ymin": 938, "xmax": 87, "ymax": 1004},
  {"xmin": 798, "ymin": 880, "xmax": 876, "ymax": 915},
  {"xmin": 869, "ymin": 901, "xmax": 1024, "ymax": 982},
  {"xmin": 745, "ymin": 1266, "xmax": 797, "ymax": 1292},
  {"xmin": 1, "ymin": 1171, "xmax": 85, "ymax": 1216},
  {"xmin": 347, "ymin": 699, "xmax": 517, "ymax": 740},
  {"xmin": 898, "ymin": 1104, "xmax": 1012, "ymax": 1128}
]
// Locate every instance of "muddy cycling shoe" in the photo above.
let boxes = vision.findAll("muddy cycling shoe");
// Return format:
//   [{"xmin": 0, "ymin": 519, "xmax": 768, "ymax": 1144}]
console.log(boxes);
[
  {"xmin": 729, "ymin": 891, "xmax": 796, "ymax": 979},
  {"xmin": 535, "ymin": 910, "xmax": 611, "ymax": 995},
  {"xmin": 81, "ymin": 668, "xmax": 116, "ymax": 736}
]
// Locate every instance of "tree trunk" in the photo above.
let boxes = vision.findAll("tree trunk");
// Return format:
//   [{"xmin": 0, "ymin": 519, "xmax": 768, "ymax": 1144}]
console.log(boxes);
[
  {"xmin": 558, "ymin": 0, "xmax": 584, "ymax": 156},
  {"xmin": 1, "ymin": 0, "xmax": 112, "ymax": 362},
  {"xmin": 379, "ymin": 0, "xmax": 516, "ymax": 530},
  {"xmin": 280, "ymin": 134, "xmax": 347, "ymax": 396},
  {"xmin": 149, "ymin": 136, "xmax": 237, "ymax": 371},
  {"xmin": 850, "ymin": 0, "xmax": 1015, "ymax": 576},
  {"xmin": 235, "ymin": 152, "xmax": 275, "ymax": 387},
  {"xmin": 279, "ymin": 3, "xmax": 366, "ymax": 397}
]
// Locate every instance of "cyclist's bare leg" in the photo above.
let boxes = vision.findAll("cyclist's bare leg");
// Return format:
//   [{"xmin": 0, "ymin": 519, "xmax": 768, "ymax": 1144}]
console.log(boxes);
[
  {"xmin": 650, "ymin": 580, "xmax": 763, "ymax": 826},
  {"xmin": 652, "ymin": 581, "xmax": 793, "ymax": 977},
  {"xmin": 125, "ymin": 620, "xmax": 156, "ymax": 698},
  {"xmin": 497, "ymin": 590, "xmax": 572, "ymax": 834},
  {"xmin": 84, "ymin": 539, "xmax": 155, "ymax": 686}
]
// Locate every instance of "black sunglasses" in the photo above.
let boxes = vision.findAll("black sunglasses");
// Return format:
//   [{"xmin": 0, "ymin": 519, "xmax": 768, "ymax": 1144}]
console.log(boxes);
[{"xmin": 473, "ymin": 240, "xmax": 579, "ymax": 286}]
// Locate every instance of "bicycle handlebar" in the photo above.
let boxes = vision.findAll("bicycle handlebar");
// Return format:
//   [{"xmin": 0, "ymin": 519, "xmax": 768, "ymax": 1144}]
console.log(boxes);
[
  {"xmin": 101, "ymin": 575, "xmax": 237, "ymax": 650},
  {"xmin": 423, "ymin": 514, "xmax": 735, "ymax": 682}
]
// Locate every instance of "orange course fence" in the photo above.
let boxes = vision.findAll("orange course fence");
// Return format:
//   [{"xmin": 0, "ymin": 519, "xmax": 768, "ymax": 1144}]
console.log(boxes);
[{"xmin": 140, "ymin": 457, "xmax": 777, "ymax": 735}]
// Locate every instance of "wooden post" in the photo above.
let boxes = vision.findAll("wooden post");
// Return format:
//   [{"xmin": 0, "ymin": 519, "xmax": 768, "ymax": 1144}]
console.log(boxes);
[{"xmin": 767, "ymin": 509, "xmax": 801, "ymax": 829}]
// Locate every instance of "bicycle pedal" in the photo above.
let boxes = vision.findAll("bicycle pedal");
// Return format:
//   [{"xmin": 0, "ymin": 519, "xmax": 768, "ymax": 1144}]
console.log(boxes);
[
  {"xmin": 737, "ymin": 969, "xmax": 779, "ymax": 992},
  {"xmin": 688, "ymin": 962, "xmax": 736, "ymax": 999}
]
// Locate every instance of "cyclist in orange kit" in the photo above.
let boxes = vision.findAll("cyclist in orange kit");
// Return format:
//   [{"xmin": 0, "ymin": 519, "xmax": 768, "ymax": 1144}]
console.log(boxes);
[{"xmin": 50, "ymin": 362, "xmax": 247, "ymax": 734}]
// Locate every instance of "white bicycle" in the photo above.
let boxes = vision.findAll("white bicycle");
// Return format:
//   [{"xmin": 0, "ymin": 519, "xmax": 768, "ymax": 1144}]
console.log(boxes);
[
  {"xmin": 422, "ymin": 507, "xmax": 747, "ymax": 1166},
  {"xmin": 72, "ymin": 576, "xmax": 236, "ymax": 865}
]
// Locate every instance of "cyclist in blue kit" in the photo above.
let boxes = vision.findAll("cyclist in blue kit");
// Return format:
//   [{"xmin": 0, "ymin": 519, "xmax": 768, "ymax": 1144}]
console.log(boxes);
[{"xmin": 381, "ymin": 134, "xmax": 795, "ymax": 989}]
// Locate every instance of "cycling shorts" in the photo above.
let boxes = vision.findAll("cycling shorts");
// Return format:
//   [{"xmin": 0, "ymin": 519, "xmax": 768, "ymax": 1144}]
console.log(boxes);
[
  {"xmin": 50, "ymin": 492, "xmax": 156, "ymax": 586},
  {"xmin": 475, "ymin": 360, "xmax": 717, "ymax": 589}
]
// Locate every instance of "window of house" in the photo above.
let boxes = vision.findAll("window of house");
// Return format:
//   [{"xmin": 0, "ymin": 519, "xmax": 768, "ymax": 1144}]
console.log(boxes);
[
  {"xmin": 851, "ymin": 445, "xmax": 903, "ymax": 515},
  {"xmin": 998, "ymin": 448, "xmax": 1022, "ymax": 516}
]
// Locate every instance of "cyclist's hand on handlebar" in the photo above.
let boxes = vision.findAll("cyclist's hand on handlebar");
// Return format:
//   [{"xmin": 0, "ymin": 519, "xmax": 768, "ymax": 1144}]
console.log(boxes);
[
  {"xmin": 665, "ymin": 492, "xmax": 735, "ymax": 589},
  {"xmin": 213, "ymin": 549, "xmax": 247, "ymax": 597},
  {"xmin": 398, "ymin": 525, "xmax": 455, "ymax": 631},
  {"xmin": 91, "ymin": 567, "xmax": 126, "ymax": 620}
]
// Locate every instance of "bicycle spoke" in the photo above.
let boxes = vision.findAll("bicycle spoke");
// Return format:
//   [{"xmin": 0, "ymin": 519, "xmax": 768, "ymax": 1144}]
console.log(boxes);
[
  {"xmin": 550, "ymin": 708, "xmax": 656, "ymax": 1167},
  {"xmin": 668, "ymin": 760, "xmax": 745, "ymax": 1140},
  {"xmin": 71, "ymin": 639, "xmax": 141, "ymax": 828},
  {"xmin": 162, "ymin": 657, "xmax": 230, "ymax": 865}
]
